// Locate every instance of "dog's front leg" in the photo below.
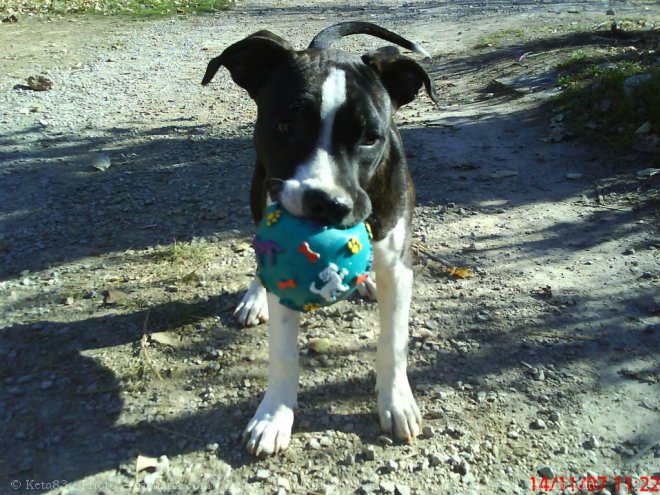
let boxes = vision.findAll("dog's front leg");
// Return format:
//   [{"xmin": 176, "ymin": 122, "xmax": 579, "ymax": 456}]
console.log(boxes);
[
  {"xmin": 243, "ymin": 292, "xmax": 299, "ymax": 456},
  {"xmin": 373, "ymin": 225, "xmax": 421, "ymax": 442}
]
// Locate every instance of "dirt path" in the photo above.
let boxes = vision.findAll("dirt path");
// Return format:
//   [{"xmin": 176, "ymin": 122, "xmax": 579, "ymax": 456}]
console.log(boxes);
[{"xmin": 1, "ymin": 1, "xmax": 658, "ymax": 494}]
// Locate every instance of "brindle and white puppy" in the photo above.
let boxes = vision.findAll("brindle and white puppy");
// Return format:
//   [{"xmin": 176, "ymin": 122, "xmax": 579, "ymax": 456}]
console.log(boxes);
[{"xmin": 202, "ymin": 22, "xmax": 437, "ymax": 456}]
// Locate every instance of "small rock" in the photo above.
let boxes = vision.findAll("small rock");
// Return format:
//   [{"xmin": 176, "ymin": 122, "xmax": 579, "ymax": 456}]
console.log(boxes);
[
  {"xmin": 623, "ymin": 248, "xmax": 636, "ymax": 255},
  {"xmin": 143, "ymin": 471, "xmax": 160, "ymax": 489},
  {"xmin": 429, "ymin": 453, "xmax": 443, "ymax": 467},
  {"xmin": 421, "ymin": 425, "xmax": 435, "ymax": 438},
  {"xmin": 537, "ymin": 465, "xmax": 555, "ymax": 478},
  {"xmin": 92, "ymin": 153, "xmax": 112, "ymax": 171},
  {"xmin": 584, "ymin": 435, "xmax": 601, "ymax": 449},
  {"xmin": 462, "ymin": 472, "xmax": 476, "ymax": 484},
  {"xmin": 395, "ymin": 484, "xmax": 411, "ymax": 495},
  {"xmin": 360, "ymin": 483, "xmax": 378, "ymax": 494},
  {"xmin": 307, "ymin": 438, "xmax": 321, "ymax": 450},
  {"xmin": 508, "ymin": 430, "xmax": 520, "ymax": 439},
  {"xmin": 254, "ymin": 469, "xmax": 270, "ymax": 481},
  {"xmin": 533, "ymin": 369, "xmax": 545, "ymax": 381},
  {"xmin": 319, "ymin": 485, "xmax": 336, "ymax": 495},
  {"xmin": 319, "ymin": 436, "xmax": 332, "ymax": 447},
  {"xmin": 548, "ymin": 411, "xmax": 561, "ymax": 422},
  {"xmin": 382, "ymin": 459, "xmax": 398, "ymax": 474},
  {"xmin": 531, "ymin": 418, "xmax": 547, "ymax": 430},
  {"xmin": 205, "ymin": 442, "xmax": 219, "ymax": 452},
  {"xmin": 457, "ymin": 459, "xmax": 470, "ymax": 475},
  {"xmin": 362, "ymin": 446, "xmax": 376, "ymax": 461},
  {"xmin": 380, "ymin": 481, "xmax": 396, "ymax": 493},
  {"xmin": 606, "ymin": 8, "xmax": 615, "ymax": 15},
  {"xmin": 27, "ymin": 75, "xmax": 54, "ymax": 91},
  {"xmin": 233, "ymin": 242, "xmax": 251, "ymax": 253}
]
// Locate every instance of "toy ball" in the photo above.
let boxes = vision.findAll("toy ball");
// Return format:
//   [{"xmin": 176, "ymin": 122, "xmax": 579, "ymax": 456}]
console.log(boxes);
[{"xmin": 253, "ymin": 203, "xmax": 373, "ymax": 312}]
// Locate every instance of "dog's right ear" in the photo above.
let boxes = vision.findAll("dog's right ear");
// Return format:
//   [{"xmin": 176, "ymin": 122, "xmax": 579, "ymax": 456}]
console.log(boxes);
[{"xmin": 202, "ymin": 31, "xmax": 294, "ymax": 99}]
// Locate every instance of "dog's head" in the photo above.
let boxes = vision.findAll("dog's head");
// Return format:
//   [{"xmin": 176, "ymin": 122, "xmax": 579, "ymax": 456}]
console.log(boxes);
[{"xmin": 202, "ymin": 23, "xmax": 437, "ymax": 227}]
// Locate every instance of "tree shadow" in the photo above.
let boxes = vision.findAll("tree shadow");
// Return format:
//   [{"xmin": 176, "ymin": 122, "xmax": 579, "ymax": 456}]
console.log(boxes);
[{"xmin": 0, "ymin": 123, "xmax": 255, "ymax": 281}]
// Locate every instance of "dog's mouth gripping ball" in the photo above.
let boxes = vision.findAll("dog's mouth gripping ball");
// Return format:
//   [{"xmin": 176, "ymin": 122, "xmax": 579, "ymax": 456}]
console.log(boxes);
[{"xmin": 253, "ymin": 203, "xmax": 373, "ymax": 312}]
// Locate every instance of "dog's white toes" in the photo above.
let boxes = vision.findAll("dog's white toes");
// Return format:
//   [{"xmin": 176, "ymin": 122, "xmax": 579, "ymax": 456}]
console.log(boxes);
[
  {"xmin": 243, "ymin": 403, "xmax": 294, "ymax": 456},
  {"xmin": 378, "ymin": 377, "xmax": 422, "ymax": 442},
  {"xmin": 235, "ymin": 280, "xmax": 269, "ymax": 327},
  {"xmin": 356, "ymin": 272, "xmax": 377, "ymax": 300}
]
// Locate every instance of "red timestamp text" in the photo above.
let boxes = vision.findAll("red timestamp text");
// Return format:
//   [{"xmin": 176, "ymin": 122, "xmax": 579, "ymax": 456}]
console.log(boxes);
[{"xmin": 530, "ymin": 475, "xmax": 660, "ymax": 493}]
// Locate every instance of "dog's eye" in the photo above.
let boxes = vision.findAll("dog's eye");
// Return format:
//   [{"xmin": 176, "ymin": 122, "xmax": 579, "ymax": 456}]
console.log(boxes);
[{"xmin": 360, "ymin": 136, "xmax": 379, "ymax": 147}]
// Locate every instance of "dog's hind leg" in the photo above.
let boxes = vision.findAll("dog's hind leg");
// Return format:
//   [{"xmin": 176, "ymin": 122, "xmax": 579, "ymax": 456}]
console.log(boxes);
[
  {"xmin": 372, "ymin": 219, "xmax": 421, "ymax": 442},
  {"xmin": 234, "ymin": 277, "xmax": 269, "ymax": 327},
  {"xmin": 243, "ymin": 292, "xmax": 299, "ymax": 456}
]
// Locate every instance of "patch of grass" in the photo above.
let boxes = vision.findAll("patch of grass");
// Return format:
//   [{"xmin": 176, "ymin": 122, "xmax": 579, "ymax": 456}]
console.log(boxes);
[
  {"xmin": 475, "ymin": 28, "xmax": 526, "ymax": 49},
  {"xmin": 1, "ymin": 0, "xmax": 231, "ymax": 17},
  {"xmin": 556, "ymin": 62, "xmax": 659, "ymax": 148},
  {"xmin": 151, "ymin": 240, "xmax": 215, "ymax": 265},
  {"xmin": 556, "ymin": 50, "xmax": 589, "ymax": 69}
]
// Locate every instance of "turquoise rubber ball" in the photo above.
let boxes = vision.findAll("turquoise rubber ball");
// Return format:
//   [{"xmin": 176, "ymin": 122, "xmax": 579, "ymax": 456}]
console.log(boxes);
[{"xmin": 253, "ymin": 203, "xmax": 373, "ymax": 312}]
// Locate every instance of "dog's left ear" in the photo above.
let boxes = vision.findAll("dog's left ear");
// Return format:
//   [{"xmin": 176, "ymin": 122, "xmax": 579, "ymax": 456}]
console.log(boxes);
[
  {"xmin": 202, "ymin": 30, "xmax": 294, "ymax": 99},
  {"xmin": 362, "ymin": 47, "xmax": 438, "ymax": 109}
]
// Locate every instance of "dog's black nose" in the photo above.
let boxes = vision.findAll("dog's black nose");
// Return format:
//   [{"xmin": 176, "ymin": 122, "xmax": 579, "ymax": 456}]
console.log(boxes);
[{"xmin": 303, "ymin": 189, "xmax": 353, "ymax": 225}]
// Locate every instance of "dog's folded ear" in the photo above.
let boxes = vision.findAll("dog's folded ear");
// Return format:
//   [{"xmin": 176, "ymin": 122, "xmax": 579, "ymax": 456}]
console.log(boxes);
[
  {"xmin": 362, "ymin": 47, "xmax": 438, "ymax": 110},
  {"xmin": 202, "ymin": 31, "xmax": 294, "ymax": 98}
]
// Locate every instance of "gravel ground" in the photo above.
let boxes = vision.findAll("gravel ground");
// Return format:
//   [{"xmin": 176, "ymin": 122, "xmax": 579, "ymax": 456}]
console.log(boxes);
[{"xmin": 1, "ymin": 1, "xmax": 659, "ymax": 494}]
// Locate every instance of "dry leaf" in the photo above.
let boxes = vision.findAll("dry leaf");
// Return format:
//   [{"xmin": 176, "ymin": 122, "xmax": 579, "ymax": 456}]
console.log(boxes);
[
  {"xmin": 308, "ymin": 338, "xmax": 332, "ymax": 354},
  {"xmin": 445, "ymin": 267, "xmax": 474, "ymax": 279}
]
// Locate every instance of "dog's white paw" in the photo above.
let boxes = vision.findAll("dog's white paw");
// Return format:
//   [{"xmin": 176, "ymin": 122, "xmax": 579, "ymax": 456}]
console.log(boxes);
[
  {"xmin": 356, "ymin": 272, "xmax": 377, "ymax": 300},
  {"xmin": 378, "ymin": 376, "xmax": 421, "ymax": 442},
  {"xmin": 243, "ymin": 399, "xmax": 294, "ymax": 456},
  {"xmin": 234, "ymin": 278, "xmax": 268, "ymax": 326}
]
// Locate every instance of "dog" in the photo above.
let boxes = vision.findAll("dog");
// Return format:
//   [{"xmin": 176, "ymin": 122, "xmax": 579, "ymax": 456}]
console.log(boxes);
[{"xmin": 202, "ymin": 21, "xmax": 438, "ymax": 456}]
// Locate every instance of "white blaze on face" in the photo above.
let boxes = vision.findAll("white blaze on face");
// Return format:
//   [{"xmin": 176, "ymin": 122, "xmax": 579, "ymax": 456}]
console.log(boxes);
[
  {"xmin": 319, "ymin": 67, "xmax": 347, "ymax": 151},
  {"xmin": 279, "ymin": 68, "xmax": 348, "ymax": 216}
]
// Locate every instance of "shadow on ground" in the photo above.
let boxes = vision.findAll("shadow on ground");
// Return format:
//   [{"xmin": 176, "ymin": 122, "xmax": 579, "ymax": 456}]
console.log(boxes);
[
  {"xmin": 0, "ymin": 122, "xmax": 255, "ymax": 280},
  {"xmin": 2, "ymin": 281, "xmax": 658, "ymax": 491}
]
